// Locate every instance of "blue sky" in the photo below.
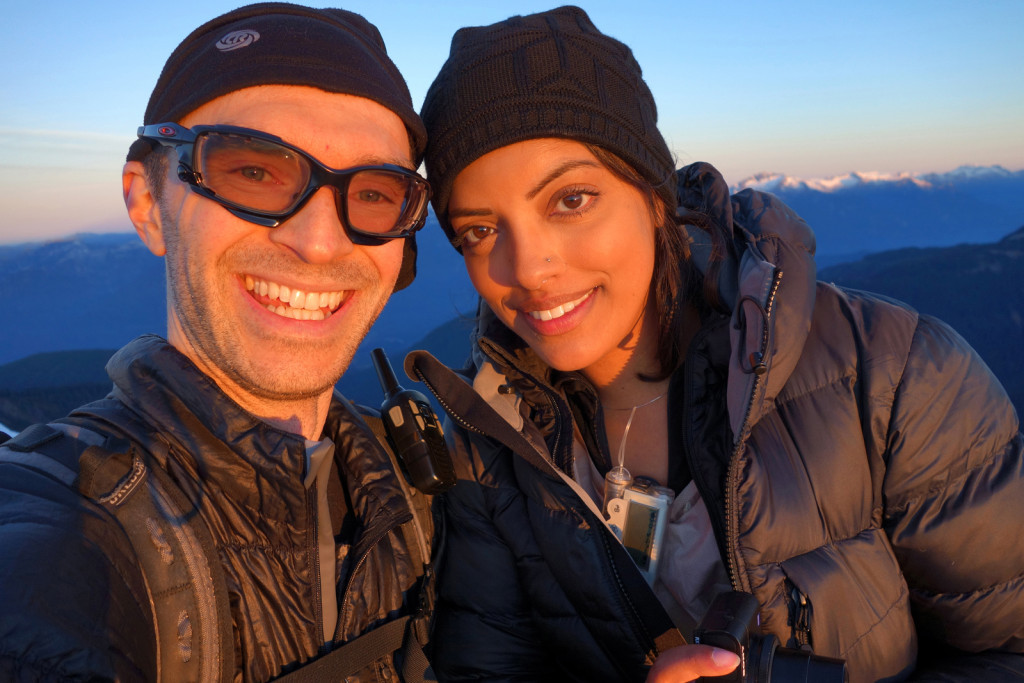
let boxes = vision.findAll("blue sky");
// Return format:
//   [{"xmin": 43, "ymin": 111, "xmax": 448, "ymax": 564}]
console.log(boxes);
[{"xmin": 2, "ymin": 0, "xmax": 1022, "ymax": 243}]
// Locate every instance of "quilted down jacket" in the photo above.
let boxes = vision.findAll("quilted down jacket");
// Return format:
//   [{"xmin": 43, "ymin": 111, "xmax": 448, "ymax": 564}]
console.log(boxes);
[
  {"xmin": 407, "ymin": 163, "xmax": 1024, "ymax": 682},
  {"xmin": 0, "ymin": 335, "xmax": 424, "ymax": 682}
]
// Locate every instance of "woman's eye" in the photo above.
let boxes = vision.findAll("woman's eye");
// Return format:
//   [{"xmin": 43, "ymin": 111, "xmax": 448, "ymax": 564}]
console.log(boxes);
[
  {"xmin": 561, "ymin": 193, "xmax": 585, "ymax": 210},
  {"xmin": 457, "ymin": 225, "xmax": 495, "ymax": 247},
  {"xmin": 554, "ymin": 190, "xmax": 596, "ymax": 214}
]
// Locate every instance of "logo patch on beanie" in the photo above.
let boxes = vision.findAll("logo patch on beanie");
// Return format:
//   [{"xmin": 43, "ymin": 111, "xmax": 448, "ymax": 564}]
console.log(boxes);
[{"xmin": 215, "ymin": 29, "xmax": 260, "ymax": 52}]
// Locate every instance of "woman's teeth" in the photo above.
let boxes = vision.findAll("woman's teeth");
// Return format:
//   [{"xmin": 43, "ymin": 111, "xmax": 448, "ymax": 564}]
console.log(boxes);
[{"xmin": 529, "ymin": 291, "xmax": 591, "ymax": 322}]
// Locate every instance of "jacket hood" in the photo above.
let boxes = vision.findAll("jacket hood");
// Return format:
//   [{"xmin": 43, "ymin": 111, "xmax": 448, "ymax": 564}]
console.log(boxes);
[{"xmin": 678, "ymin": 162, "xmax": 818, "ymax": 438}]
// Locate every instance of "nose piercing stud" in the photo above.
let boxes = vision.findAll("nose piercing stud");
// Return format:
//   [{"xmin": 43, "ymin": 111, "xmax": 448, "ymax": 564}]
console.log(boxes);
[{"xmin": 546, "ymin": 257, "xmax": 552, "ymax": 262}]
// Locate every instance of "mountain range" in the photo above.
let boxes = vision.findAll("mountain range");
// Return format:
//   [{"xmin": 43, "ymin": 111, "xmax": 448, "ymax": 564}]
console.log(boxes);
[
  {"xmin": 734, "ymin": 164, "xmax": 1024, "ymax": 265},
  {"xmin": 0, "ymin": 164, "xmax": 1021, "ymax": 430}
]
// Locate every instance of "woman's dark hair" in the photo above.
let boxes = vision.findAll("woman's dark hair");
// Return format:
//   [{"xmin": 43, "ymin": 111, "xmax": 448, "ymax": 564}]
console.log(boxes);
[{"xmin": 585, "ymin": 145, "xmax": 731, "ymax": 381}]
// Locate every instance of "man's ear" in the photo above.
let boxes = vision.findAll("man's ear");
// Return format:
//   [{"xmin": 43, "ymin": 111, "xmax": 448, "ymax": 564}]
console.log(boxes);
[{"xmin": 123, "ymin": 160, "xmax": 166, "ymax": 257}]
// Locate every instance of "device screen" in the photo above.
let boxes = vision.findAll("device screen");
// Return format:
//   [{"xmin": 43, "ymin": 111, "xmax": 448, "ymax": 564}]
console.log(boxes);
[{"xmin": 623, "ymin": 501, "xmax": 658, "ymax": 570}]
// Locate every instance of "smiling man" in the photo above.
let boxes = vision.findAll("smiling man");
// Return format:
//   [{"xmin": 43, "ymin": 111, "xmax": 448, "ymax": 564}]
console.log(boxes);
[{"xmin": 0, "ymin": 4, "xmax": 438, "ymax": 681}]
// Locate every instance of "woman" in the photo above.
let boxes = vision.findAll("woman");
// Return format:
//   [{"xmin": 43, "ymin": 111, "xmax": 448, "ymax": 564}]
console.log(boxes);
[{"xmin": 408, "ymin": 7, "xmax": 1024, "ymax": 682}]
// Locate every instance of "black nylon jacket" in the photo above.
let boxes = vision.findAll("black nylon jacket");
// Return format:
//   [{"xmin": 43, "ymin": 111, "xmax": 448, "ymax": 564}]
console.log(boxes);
[
  {"xmin": 407, "ymin": 163, "xmax": 1024, "ymax": 682},
  {"xmin": 0, "ymin": 335, "xmax": 422, "ymax": 682}
]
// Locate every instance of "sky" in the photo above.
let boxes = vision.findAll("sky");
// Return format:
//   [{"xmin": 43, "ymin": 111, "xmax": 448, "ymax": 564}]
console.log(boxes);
[{"xmin": 1, "ymin": 0, "xmax": 1022, "ymax": 244}]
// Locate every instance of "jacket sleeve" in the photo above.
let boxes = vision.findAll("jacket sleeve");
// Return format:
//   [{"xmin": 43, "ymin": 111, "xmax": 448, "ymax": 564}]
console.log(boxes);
[
  {"xmin": 0, "ymin": 457, "xmax": 156, "ymax": 682},
  {"xmin": 881, "ymin": 314, "xmax": 1024, "ymax": 679},
  {"xmin": 430, "ymin": 426, "xmax": 549, "ymax": 682}
]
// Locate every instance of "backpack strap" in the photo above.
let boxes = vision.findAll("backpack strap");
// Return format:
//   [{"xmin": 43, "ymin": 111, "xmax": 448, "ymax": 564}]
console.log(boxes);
[
  {"xmin": 273, "ymin": 615, "xmax": 413, "ymax": 682},
  {"xmin": 1, "ymin": 421, "xmax": 234, "ymax": 683},
  {"xmin": 0, "ymin": 422, "xmax": 95, "ymax": 485}
]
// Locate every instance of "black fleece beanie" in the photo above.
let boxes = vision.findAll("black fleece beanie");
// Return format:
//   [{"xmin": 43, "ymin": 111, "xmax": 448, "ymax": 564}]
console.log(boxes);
[{"xmin": 421, "ymin": 5, "xmax": 676, "ymax": 245}]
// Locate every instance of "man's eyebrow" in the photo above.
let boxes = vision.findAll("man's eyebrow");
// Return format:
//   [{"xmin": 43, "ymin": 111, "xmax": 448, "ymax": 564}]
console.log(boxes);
[
  {"xmin": 526, "ymin": 160, "xmax": 602, "ymax": 199},
  {"xmin": 347, "ymin": 153, "xmax": 415, "ymax": 170}
]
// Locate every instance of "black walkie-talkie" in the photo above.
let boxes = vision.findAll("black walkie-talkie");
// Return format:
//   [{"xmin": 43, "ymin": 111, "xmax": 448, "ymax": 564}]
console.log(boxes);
[{"xmin": 371, "ymin": 347, "xmax": 455, "ymax": 494}]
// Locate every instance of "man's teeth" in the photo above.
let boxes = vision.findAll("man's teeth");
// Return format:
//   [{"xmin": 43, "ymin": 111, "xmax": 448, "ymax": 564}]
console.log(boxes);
[
  {"xmin": 529, "ymin": 291, "xmax": 591, "ymax": 322},
  {"xmin": 245, "ymin": 276, "xmax": 345, "ymax": 321}
]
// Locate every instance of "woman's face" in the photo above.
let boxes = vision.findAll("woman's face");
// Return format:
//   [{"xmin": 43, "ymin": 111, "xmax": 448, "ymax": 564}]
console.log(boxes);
[{"xmin": 448, "ymin": 138, "xmax": 658, "ymax": 383}]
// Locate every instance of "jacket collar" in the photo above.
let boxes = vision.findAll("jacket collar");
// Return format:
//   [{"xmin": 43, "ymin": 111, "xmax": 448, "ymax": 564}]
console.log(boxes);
[
  {"xmin": 678, "ymin": 162, "xmax": 818, "ymax": 439},
  {"xmin": 102, "ymin": 335, "xmax": 405, "ymax": 525}
]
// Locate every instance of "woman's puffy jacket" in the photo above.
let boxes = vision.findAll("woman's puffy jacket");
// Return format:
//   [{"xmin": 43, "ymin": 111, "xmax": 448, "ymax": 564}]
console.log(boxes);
[{"xmin": 408, "ymin": 163, "xmax": 1024, "ymax": 682}]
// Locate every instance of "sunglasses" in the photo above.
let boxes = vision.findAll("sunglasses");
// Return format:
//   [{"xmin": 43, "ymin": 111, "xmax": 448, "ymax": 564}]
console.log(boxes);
[{"xmin": 137, "ymin": 122, "xmax": 431, "ymax": 245}]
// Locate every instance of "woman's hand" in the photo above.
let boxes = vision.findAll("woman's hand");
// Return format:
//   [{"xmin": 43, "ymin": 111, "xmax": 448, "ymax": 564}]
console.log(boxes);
[{"xmin": 647, "ymin": 644, "xmax": 741, "ymax": 682}]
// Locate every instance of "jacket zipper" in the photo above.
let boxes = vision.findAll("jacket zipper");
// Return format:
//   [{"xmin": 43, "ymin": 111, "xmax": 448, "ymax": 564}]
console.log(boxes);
[
  {"xmin": 412, "ymin": 361, "xmax": 568, "ymax": 473},
  {"xmin": 307, "ymin": 482, "xmax": 326, "ymax": 647},
  {"xmin": 725, "ymin": 267, "xmax": 783, "ymax": 592},
  {"xmin": 337, "ymin": 509, "xmax": 410, "ymax": 633}
]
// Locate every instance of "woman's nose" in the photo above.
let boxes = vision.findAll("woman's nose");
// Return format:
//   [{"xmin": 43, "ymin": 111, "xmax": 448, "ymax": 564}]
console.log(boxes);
[{"xmin": 508, "ymin": 237, "xmax": 564, "ymax": 291}]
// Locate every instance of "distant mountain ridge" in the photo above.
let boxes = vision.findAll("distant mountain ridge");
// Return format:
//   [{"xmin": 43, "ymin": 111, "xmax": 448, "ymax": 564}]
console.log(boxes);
[
  {"xmin": 819, "ymin": 225, "xmax": 1024, "ymax": 414},
  {"xmin": 0, "ymin": 162, "xmax": 1020, "ymax": 429},
  {"xmin": 733, "ymin": 163, "xmax": 1020, "ymax": 194},
  {"xmin": 0, "ymin": 217, "xmax": 477, "ymax": 369},
  {"xmin": 731, "ymin": 164, "xmax": 1024, "ymax": 264},
  {"xmin": 2, "ymin": 226, "xmax": 1021, "ymax": 431}
]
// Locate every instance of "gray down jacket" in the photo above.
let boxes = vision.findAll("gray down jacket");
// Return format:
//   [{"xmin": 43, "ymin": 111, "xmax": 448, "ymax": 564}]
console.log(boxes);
[
  {"xmin": 407, "ymin": 162, "xmax": 1024, "ymax": 682},
  {"xmin": 0, "ymin": 335, "xmax": 426, "ymax": 682}
]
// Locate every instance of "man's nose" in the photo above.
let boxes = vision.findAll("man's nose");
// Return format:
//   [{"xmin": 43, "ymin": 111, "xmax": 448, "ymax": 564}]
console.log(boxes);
[{"xmin": 268, "ymin": 187, "xmax": 354, "ymax": 263}]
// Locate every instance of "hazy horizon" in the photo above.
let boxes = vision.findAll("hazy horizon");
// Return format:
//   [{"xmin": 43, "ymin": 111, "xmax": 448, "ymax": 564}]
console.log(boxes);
[{"xmin": 3, "ymin": 0, "xmax": 1023, "ymax": 243}]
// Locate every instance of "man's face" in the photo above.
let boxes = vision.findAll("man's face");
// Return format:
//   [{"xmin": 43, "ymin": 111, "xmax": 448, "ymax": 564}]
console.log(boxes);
[{"xmin": 143, "ymin": 85, "xmax": 410, "ymax": 413}]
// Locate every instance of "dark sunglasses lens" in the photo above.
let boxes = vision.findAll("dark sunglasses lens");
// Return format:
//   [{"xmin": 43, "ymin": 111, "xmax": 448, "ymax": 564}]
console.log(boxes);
[
  {"xmin": 196, "ymin": 132, "xmax": 310, "ymax": 213},
  {"xmin": 193, "ymin": 130, "xmax": 427, "ymax": 234},
  {"xmin": 347, "ymin": 170, "xmax": 429, "ymax": 235}
]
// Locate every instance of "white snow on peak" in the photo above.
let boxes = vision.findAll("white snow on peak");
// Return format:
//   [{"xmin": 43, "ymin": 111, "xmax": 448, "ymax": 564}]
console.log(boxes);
[
  {"xmin": 732, "ymin": 164, "xmax": 1015, "ymax": 194},
  {"xmin": 922, "ymin": 164, "xmax": 1014, "ymax": 182}
]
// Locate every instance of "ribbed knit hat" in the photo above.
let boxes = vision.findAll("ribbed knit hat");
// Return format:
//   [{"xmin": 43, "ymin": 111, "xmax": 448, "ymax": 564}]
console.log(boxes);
[
  {"xmin": 128, "ymin": 2, "xmax": 425, "ymax": 162},
  {"xmin": 421, "ymin": 5, "xmax": 676, "ymax": 244},
  {"xmin": 127, "ymin": 2, "xmax": 426, "ymax": 290}
]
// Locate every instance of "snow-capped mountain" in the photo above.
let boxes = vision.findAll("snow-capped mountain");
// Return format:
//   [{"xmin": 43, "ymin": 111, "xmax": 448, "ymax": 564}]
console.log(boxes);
[
  {"xmin": 733, "ymin": 164, "xmax": 1018, "ymax": 193},
  {"xmin": 730, "ymin": 165, "xmax": 1024, "ymax": 263}
]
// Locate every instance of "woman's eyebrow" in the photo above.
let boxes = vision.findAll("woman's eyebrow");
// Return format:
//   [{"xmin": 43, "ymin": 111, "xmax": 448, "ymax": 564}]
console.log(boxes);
[
  {"xmin": 447, "ymin": 207, "xmax": 494, "ymax": 220},
  {"xmin": 526, "ymin": 160, "xmax": 601, "ymax": 199}
]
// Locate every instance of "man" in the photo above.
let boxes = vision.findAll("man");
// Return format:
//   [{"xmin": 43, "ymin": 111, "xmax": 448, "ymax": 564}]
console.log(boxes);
[{"xmin": 0, "ymin": 4, "xmax": 438, "ymax": 681}]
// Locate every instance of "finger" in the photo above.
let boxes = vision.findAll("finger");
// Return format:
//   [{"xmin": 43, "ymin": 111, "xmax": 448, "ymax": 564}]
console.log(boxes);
[{"xmin": 647, "ymin": 644, "xmax": 741, "ymax": 682}]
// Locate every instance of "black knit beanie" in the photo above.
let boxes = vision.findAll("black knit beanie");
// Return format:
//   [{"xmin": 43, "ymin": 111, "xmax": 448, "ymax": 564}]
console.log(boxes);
[
  {"xmin": 127, "ymin": 2, "xmax": 426, "ymax": 289},
  {"xmin": 421, "ymin": 5, "xmax": 676, "ymax": 244}
]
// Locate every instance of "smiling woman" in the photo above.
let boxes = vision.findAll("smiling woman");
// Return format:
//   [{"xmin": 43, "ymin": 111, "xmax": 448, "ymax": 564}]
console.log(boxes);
[
  {"xmin": 405, "ymin": 6, "xmax": 1024, "ymax": 683},
  {"xmin": 449, "ymin": 139, "xmax": 660, "ymax": 389}
]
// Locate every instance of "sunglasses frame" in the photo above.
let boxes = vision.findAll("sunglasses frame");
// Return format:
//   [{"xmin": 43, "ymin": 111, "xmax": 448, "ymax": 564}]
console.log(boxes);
[{"xmin": 137, "ymin": 122, "xmax": 430, "ymax": 245}]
